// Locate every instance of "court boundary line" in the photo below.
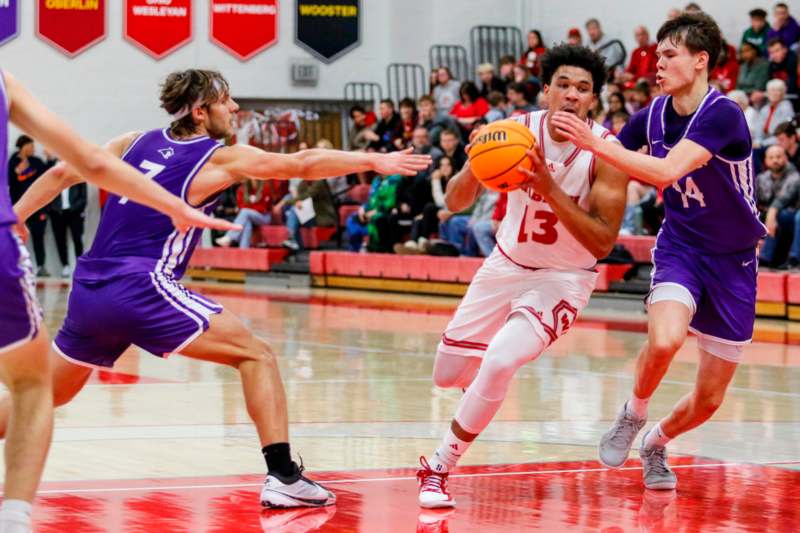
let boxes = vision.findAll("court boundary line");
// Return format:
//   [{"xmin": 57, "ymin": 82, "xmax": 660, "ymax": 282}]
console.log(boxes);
[{"xmin": 33, "ymin": 460, "xmax": 798, "ymax": 495}]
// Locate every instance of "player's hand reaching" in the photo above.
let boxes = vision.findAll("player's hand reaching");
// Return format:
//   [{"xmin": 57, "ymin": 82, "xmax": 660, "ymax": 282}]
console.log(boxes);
[
  {"xmin": 170, "ymin": 203, "xmax": 242, "ymax": 235},
  {"xmin": 551, "ymin": 112, "xmax": 598, "ymax": 152},
  {"xmin": 465, "ymin": 126, "xmax": 484, "ymax": 154},
  {"xmin": 518, "ymin": 146, "xmax": 556, "ymax": 197},
  {"xmin": 372, "ymin": 148, "xmax": 432, "ymax": 176}
]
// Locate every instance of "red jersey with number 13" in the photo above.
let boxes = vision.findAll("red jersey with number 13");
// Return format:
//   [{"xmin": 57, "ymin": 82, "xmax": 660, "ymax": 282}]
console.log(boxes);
[{"xmin": 495, "ymin": 110, "xmax": 616, "ymax": 270}]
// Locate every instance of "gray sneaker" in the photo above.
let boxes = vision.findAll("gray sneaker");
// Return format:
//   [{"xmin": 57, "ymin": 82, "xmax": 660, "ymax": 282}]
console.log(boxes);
[
  {"xmin": 598, "ymin": 403, "xmax": 646, "ymax": 468},
  {"xmin": 639, "ymin": 440, "xmax": 677, "ymax": 490}
]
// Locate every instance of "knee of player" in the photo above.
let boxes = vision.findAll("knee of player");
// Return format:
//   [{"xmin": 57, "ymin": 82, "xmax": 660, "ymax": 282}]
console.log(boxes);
[
  {"xmin": 247, "ymin": 337, "xmax": 278, "ymax": 366},
  {"xmin": 694, "ymin": 389, "xmax": 725, "ymax": 415},
  {"xmin": 647, "ymin": 335, "xmax": 683, "ymax": 360}
]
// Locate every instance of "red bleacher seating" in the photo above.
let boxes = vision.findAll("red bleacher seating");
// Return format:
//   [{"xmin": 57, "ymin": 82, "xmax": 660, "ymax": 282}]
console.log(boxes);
[
  {"xmin": 339, "ymin": 205, "xmax": 360, "ymax": 227},
  {"xmin": 189, "ymin": 247, "xmax": 288, "ymax": 271},
  {"xmin": 347, "ymin": 184, "xmax": 371, "ymax": 204},
  {"xmin": 255, "ymin": 226, "xmax": 335, "ymax": 249},
  {"xmin": 787, "ymin": 274, "xmax": 800, "ymax": 304},
  {"xmin": 757, "ymin": 272, "xmax": 787, "ymax": 302},
  {"xmin": 615, "ymin": 236, "xmax": 655, "ymax": 263}
]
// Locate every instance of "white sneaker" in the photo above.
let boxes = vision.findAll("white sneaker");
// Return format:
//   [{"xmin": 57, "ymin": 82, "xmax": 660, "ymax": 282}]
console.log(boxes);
[
  {"xmin": 260, "ymin": 465, "xmax": 336, "ymax": 508},
  {"xmin": 417, "ymin": 456, "xmax": 455, "ymax": 509},
  {"xmin": 215, "ymin": 235, "xmax": 232, "ymax": 247},
  {"xmin": 61, "ymin": 265, "xmax": 71, "ymax": 278}
]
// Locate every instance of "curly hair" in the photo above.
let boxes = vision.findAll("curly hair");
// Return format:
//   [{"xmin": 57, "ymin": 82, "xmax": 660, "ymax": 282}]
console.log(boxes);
[
  {"xmin": 656, "ymin": 12, "xmax": 722, "ymax": 73},
  {"xmin": 540, "ymin": 44, "xmax": 607, "ymax": 95},
  {"xmin": 160, "ymin": 69, "xmax": 230, "ymax": 136}
]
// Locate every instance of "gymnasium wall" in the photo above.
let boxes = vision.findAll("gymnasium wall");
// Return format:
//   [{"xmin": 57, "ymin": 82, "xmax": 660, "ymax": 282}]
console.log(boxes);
[{"xmin": 4, "ymin": 0, "xmax": 751, "ymax": 145}]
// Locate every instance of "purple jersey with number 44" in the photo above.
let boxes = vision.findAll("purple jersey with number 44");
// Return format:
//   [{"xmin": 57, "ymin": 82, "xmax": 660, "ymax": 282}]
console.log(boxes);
[{"xmin": 74, "ymin": 129, "xmax": 222, "ymax": 282}]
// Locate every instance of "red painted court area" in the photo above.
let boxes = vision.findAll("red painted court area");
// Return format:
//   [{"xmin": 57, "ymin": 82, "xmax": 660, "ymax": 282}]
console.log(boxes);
[{"xmin": 31, "ymin": 458, "xmax": 800, "ymax": 532}]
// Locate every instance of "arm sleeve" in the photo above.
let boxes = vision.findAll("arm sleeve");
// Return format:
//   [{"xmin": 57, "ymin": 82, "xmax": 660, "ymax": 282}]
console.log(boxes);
[
  {"xmin": 685, "ymin": 99, "xmax": 751, "ymax": 159},
  {"xmin": 616, "ymin": 107, "xmax": 649, "ymax": 151}
]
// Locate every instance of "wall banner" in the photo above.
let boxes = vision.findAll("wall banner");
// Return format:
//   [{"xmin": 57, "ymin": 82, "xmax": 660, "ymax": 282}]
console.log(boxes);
[
  {"xmin": 124, "ymin": 0, "xmax": 192, "ymax": 60},
  {"xmin": 36, "ymin": 0, "xmax": 106, "ymax": 57}
]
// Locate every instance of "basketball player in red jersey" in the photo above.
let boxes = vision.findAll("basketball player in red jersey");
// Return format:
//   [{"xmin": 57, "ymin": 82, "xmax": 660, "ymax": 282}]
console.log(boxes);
[{"xmin": 416, "ymin": 44, "xmax": 629, "ymax": 509}]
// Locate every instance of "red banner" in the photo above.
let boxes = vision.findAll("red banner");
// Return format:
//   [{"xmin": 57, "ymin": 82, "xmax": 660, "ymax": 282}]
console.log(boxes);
[
  {"xmin": 36, "ymin": 0, "xmax": 106, "ymax": 57},
  {"xmin": 124, "ymin": 0, "xmax": 192, "ymax": 60},
  {"xmin": 210, "ymin": 1, "xmax": 278, "ymax": 61}
]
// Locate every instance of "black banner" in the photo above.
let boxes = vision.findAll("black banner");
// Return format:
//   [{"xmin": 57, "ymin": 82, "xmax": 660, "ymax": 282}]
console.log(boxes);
[{"xmin": 295, "ymin": 0, "xmax": 360, "ymax": 63}]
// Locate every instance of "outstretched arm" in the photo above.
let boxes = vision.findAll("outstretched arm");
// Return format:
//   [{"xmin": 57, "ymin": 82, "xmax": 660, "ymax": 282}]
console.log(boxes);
[
  {"xmin": 5, "ymin": 71, "xmax": 236, "ymax": 233},
  {"xmin": 551, "ymin": 111, "xmax": 711, "ymax": 188},
  {"xmin": 14, "ymin": 132, "xmax": 138, "ymax": 223},
  {"xmin": 219, "ymin": 144, "xmax": 432, "ymax": 182},
  {"xmin": 518, "ymin": 146, "xmax": 628, "ymax": 259}
]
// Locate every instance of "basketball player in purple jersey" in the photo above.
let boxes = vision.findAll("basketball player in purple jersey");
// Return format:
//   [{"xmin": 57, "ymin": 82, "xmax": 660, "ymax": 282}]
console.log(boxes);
[
  {"xmin": 553, "ymin": 12, "xmax": 765, "ymax": 490},
  {"xmin": 11, "ymin": 70, "xmax": 431, "ymax": 508},
  {"xmin": 0, "ymin": 70, "xmax": 235, "ymax": 533}
]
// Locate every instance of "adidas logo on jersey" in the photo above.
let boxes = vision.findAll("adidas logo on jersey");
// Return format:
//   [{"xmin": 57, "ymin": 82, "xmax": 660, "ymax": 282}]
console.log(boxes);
[{"xmin": 158, "ymin": 147, "xmax": 175, "ymax": 160}]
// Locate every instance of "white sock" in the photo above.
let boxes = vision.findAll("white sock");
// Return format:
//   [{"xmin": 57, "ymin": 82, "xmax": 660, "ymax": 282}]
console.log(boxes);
[
  {"xmin": 0, "ymin": 500, "xmax": 32, "ymax": 533},
  {"xmin": 428, "ymin": 427, "xmax": 473, "ymax": 474},
  {"xmin": 643, "ymin": 422, "xmax": 672, "ymax": 449},
  {"xmin": 626, "ymin": 394, "xmax": 650, "ymax": 419}
]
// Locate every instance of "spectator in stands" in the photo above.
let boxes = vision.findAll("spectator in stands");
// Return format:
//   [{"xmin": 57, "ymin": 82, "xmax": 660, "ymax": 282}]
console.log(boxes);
[
  {"xmin": 710, "ymin": 40, "xmax": 740, "ymax": 92},
  {"xmin": 621, "ymin": 180, "xmax": 657, "ymax": 235},
  {"xmin": 370, "ymin": 99, "xmax": 403, "ymax": 152},
  {"xmin": 742, "ymin": 8, "xmax": 770, "ymax": 56},
  {"xmin": 417, "ymin": 95, "xmax": 460, "ymax": 147},
  {"xmin": 411, "ymin": 127, "xmax": 443, "ymax": 171},
  {"xmin": 498, "ymin": 55, "xmax": 517, "ymax": 85},
  {"xmin": 728, "ymin": 89, "xmax": 760, "ymax": 140},
  {"xmin": 449, "ymin": 81, "xmax": 490, "ymax": 136},
  {"xmin": 49, "ymin": 179, "xmax": 87, "ymax": 278},
  {"xmin": 759, "ymin": 145, "xmax": 800, "ymax": 267},
  {"xmin": 513, "ymin": 64, "xmax": 542, "ymax": 99},
  {"xmin": 485, "ymin": 91, "xmax": 508, "ymax": 123},
  {"xmin": 767, "ymin": 3, "xmax": 800, "ymax": 48},
  {"xmin": 348, "ymin": 104, "xmax": 379, "ymax": 150},
  {"xmin": 775, "ymin": 121, "xmax": 800, "ymax": 168},
  {"xmin": 625, "ymin": 80, "xmax": 651, "ymax": 114},
  {"xmin": 520, "ymin": 30, "xmax": 546, "ymax": 77},
  {"xmin": 666, "ymin": 8, "xmax": 681, "ymax": 20},
  {"xmin": 754, "ymin": 79, "xmax": 795, "ymax": 148},
  {"xmin": 212, "ymin": 185, "xmax": 240, "ymax": 245},
  {"xmin": 602, "ymin": 92, "xmax": 626, "ymax": 130},
  {"xmin": 566, "ymin": 27, "xmax": 582, "ymax": 46},
  {"xmin": 507, "ymin": 82, "xmax": 537, "ymax": 117},
  {"xmin": 438, "ymin": 128, "xmax": 467, "ymax": 171},
  {"xmin": 586, "ymin": 18, "xmax": 625, "ymax": 72},
  {"xmin": 282, "ymin": 176, "xmax": 336, "ymax": 252},
  {"xmin": 737, "ymin": 42, "xmax": 770, "ymax": 101},
  {"xmin": 8, "ymin": 135, "xmax": 51, "ymax": 276},
  {"xmin": 216, "ymin": 179, "xmax": 272, "ymax": 249},
  {"xmin": 477, "ymin": 63, "xmax": 505, "ymax": 98},
  {"xmin": 623, "ymin": 26, "xmax": 658, "ymax": 83},
  {"xmin": 443, "ymin": 190, "xmax": 499, "ymax": 256},
  {"xmin": 433, "ymin": 67, "xmax": 461, "ymax": 118},
  {"xmin": 609, "ymin": 111, "xmax": 630, "ymax": 135},
  {"xmin": 394, "ymin": 98, "xmax": 418, "ymax": 150},
  {"xmin": 768, "ymin": 38, "xmax": 799, "ymax": 101},
  {"xmin": 397, "ymin": 156, "xmax": 456, "ymax": 253},
  {"xmin": 345, "ymin": 173, "xmax": 401, "ymax": 252}
]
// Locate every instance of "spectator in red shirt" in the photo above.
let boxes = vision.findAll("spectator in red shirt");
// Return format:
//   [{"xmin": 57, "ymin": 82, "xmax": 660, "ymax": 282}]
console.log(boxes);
[
  {"xmin": 567, "ymin": 27, "xmax": 582, "ymax": 46},
  {"xmin": 520, "ymin": 30, "xmax": 546, "ymax": 77},
  {"xmin": 394, "ymin": 98, "xmax": 418, "ymax": 150},
  {"xmin": 216, "ymin": 180, "xmax": 272, "ymax": 249},
  {"xmin": 623, "ymin": 26, "xmax": 657, "ymax": 83},
  {"xmin": 710, "ymin": 40, "xmax": 740, "ymax": 92},
  {"xmin": 450, "ymin": 81, "xmax": 490, "ymax": 136}
]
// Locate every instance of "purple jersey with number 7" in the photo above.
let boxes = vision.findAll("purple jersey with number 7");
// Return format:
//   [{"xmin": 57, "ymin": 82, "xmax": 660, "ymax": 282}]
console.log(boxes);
[{"xmin": 74, "ymin": 128, "xmax": 223, "ymax": 283}]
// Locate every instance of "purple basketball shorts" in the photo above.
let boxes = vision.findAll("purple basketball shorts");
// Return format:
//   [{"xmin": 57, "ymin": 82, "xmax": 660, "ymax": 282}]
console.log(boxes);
[
  {"xmin": 54, "ymin": 272, "xmax": 222, "ymax": 368},
  {"xmin": 0, "ymin": 228, "xmax": 41, "ymax": 354},
  {"xmin": 649, "ymin": 233, "xmax": 757, "ymax": 344}
]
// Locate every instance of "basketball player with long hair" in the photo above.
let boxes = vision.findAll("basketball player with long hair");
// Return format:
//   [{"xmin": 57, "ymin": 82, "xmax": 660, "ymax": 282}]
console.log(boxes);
[
  {"xmin": 10, "ymin": 69, "xmax": 431, "ymax": 509},
  {"xmin": 416, "ymin": 45, "xmax": 629, "ymax": 508},
  {"xmin": 0, "ymin": 69, "xmax": 235, "ymax": 533},
  {"xmin": 553, "ymin": 12, "xmax": 765, "ymax": 490}
]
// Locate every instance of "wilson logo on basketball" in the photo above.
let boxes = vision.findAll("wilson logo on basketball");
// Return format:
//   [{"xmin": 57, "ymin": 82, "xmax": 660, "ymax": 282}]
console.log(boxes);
[{"xmin": 475, "ymin": 130, "xmax": 508, "ymax": 145}]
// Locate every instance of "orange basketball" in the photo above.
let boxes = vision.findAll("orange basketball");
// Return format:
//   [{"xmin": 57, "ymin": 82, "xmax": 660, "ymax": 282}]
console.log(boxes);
[{"xmin": 468, "ymin": 120, "xmax": 536, "ymax": 192}]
